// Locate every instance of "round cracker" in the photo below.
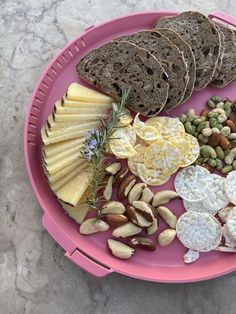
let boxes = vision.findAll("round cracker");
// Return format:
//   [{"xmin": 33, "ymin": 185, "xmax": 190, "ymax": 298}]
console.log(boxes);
[
  {"xmin": 146, "ymin": 116, "xmax": 185, "ymax": 139},
  {"xmin": 224, "ymin": 170, "xmax": 236, "ymax": 205},
  {"xmin": 222, "ymin": 225, "xmax": 236, "ymax": 248},
  {"xmin": 174, "ymin": 165, "xmax": 213, "ymax": 202},
  {"xmin": 183, "ymin": 174, "xmax": 228, "ymax": 215},
  {"xmin": 144, "ymin": 141, "xmax": 181, "ymax": 175},
  {"xmin": 127, "ymin": 144, "xmax": 148, "ymax": 176},
  {"xmin": 133, "ymin": 114, "xmax": 160, "ymax": 141},
  {"xmin": 176, "ymin": 211, "xmax": 222, "ymax": 252},
  {"xmin": 174, "ymin": 134, "xmax": 200, "ymax": 167},
  {"xmin": 225, "ymin": 207, "xmax": 236, "ymax": 242},
  {"xmin": 109, "ymin": 125, "xmax": 136, "ymax": 158},
  {"xmin": 136, "ymin": 163, "xmax": 170, "ymax": 186}
]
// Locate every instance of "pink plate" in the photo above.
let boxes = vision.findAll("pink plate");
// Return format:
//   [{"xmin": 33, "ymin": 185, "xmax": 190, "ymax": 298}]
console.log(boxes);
[{"xmin": 24, "ymin": 10, "xmax": 236, "ymax": 282}]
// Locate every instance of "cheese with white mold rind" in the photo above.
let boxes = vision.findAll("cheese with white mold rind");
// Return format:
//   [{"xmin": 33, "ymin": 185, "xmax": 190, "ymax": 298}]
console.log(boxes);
[
  {"xmin": 66, "ymin": 82, "xmax": 113, "ymax": 104},
  {"xmin": 56, "ymin": 170, "xmax": 92, "ymax": 206}
]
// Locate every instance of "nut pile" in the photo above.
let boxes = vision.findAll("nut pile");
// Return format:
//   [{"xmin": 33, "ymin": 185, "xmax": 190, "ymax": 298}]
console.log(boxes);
[
  {"xmin": 179, "ymin": 96, "xmax": 236, "ymax": 174},
  {"xmin": 79, "ymin": 161, "xmax": 179, "ymax": 259}
]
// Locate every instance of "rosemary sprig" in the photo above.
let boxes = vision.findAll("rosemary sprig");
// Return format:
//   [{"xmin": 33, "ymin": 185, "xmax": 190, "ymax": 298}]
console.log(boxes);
[{"xmin": 81, "ymin": 87, "xmax": 131, "ymax": 213}]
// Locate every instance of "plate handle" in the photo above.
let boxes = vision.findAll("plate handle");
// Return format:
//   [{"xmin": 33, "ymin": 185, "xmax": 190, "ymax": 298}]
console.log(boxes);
[
  {"xmin": 208, "ymin": 11, "xmax": 236, "ymax": 27},
  {"xmin": 42, "ymin": 213, "xmax": 113, "ymax": 277}
]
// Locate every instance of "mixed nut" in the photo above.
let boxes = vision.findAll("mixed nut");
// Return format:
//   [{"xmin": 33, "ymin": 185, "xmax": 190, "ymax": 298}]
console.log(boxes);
[
  {"xmin": 179, "ymin": 96, "xmax": 236, "ymax": 174},
  {"xmin": 79, "ymin": 162, "xmax": 178, "ymax": 259}
]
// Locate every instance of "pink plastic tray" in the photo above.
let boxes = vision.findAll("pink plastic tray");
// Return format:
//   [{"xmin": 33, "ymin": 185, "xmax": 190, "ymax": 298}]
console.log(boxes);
[{"xmin": 24, "ymin": 11, "xmax": 236, "ymax": 282}]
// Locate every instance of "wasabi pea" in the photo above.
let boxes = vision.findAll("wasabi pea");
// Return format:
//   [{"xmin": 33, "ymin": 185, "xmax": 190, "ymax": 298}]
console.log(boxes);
[
  {"xmin": 207, "ymin": 158, "xmax": 217, "ymax": 167},
  {"xmin": 208, "ymin": 112, "xmax": 218, "ymax": 119},
  {"xmin": 207, "ymin": 99, "xmax": 216, "ymax": 109},
  {"xmin": 211, "ymin": 96, "xmax": 221, "ymax": 103},
  {"xmin": 200, "ymin": 145, "xmax": 217, "ymax": 158},
  {"xmin": 215, "ymin": 159, "xmax": 223, "ymax": 171},
  {"xmin": 209, "ymin": 118, "xmax": 219, "ymax": 128},
  {"xmin": 184, "ymin": 122, "xmax": 194, "ymax": 134}
]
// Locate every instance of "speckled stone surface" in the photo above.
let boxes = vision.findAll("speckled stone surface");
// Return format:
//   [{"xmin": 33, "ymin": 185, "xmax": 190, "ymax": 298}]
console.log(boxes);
[{"xmin": 2, "ymin": 1, "xmax": 236, "ymax": 313}]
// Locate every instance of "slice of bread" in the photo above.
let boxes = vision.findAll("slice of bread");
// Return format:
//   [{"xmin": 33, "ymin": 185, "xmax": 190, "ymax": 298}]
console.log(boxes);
[
  {"xmin": 211, "ymin": 24, "xmax": 225, "ymax": 81},
  {"xmin": 76, "ymin": 41, "xmax": 169, "ymax": 116},
  {"xmin": 117, "ymin": 31, "xmax": 188, "ymax": 111},
  {"xmin": 156, "ymin": 11, "xmax": 221, "ymax": 90},
  {"xmin": 155, "ymin": 27, "xmax": 196, "ymax": 104},
  {"xmin": 211, "ymin": 24, "xmax": 236, "ymax": 87}
]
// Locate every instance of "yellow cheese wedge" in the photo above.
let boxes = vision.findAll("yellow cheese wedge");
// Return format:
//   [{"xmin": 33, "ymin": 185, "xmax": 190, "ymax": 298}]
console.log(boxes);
[
  {"xmin": 42, "ymin": 127, "xmax": 91, "ymax": 145},
  {"xmin": 46, "ymin": 120, "xmax": 100, "ymax": 138},
  {"xmin": 62, "ymin": 96, "xmax": 112, "ymax": 109},
  {"xmin": 66, "ymin": 82, "xmax": 113, "ymax": 104},
  {"xmin": 59, "ymin": 186, "xmax": 92, "ymax": 224},
  {"xmin": 41, "ymin": 126, "xmax": 48, "ymax": 144},
  {"xmin": 50, "ymin": 161, "xmax": 88, "ymax": 191},
  {"xmin": 43, "ymin": 137, "xmax": 85, "ymax": 158},
  {"xmin": 44, "ymin": 144, "xmax": 83, "ymax": 165},
  {"xmin": 56, "ymin": 170, "xmax": 92, "ymax": 206},
  {"xmin": 53, "ymin": 112, "xmax": 108, "ymax": 123},
  {"xmin": 47, "ymin": 159, "xmax": 87, "ymax": 183},
  {"xmin": 54, "ymin": 103, "xmax": 110, "ymax": 115},
  {"xmin": 45, "ymin": 150, "xmax": 84, "ymax": 175},
  {"xmin": 47, "ymin": 114, "xmax": 84, "ymax": 130}
]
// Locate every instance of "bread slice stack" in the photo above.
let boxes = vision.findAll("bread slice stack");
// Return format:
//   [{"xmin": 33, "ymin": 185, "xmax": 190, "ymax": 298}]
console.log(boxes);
[
  {"xmin": 76, "ymin": 11, "xmax": 236, "ymax": 116},
  {"xmin": 41, "ymin": 82, "xmax": 114, "ymax": 220}
]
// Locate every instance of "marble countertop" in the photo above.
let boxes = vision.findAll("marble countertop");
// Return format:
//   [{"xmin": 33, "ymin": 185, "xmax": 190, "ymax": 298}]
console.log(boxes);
[{"xmin": 2, "ymin": 0, "xmax": 236, "ymax": 313}]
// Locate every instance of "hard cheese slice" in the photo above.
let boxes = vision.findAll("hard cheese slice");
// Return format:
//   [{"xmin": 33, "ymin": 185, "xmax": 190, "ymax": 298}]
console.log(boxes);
[
  {"xmin": 55, "ymin": 102, "xmax": 110, "ymax": 114},
  {"xmin": 53, "ymin": 112, "xmax": 108, "ymax": 123},
  {"xmin": 66, "ymin": 82, "xmax": 113, "ymax": 104},
  {"xmin": 43, "ymin": 137, "xmax": 85, "ymax": 158},
  {"xmin": 62, "ymin": 96, "xmax": 112, "ymax": 109},
  {"xmin": 56, "ymin": 170, "xmax": 92, "ymax": 206},
  {"xmin": 44, "ymin": 144, "xmax": 83, "ymax": 165}
]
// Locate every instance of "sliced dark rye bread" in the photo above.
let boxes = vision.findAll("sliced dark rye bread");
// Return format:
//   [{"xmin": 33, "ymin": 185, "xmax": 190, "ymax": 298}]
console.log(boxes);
[
  {"xmin": 76, "ymin": 41, "xmax": 169, "ymax": 116},
  {"xmin": 116, "ymin": 31, "xmax": 188, "ymax": 111},
  {"xmin": 154, "ymin": 27, "xmax": 196, "ymax": 103},
  {"xmin": 211, "ymin": 24, "xmax": 225, "ymax": 81},
  {"xmin": 211, "ymin": 24, "xmax": 236, "ymax": 87},
  {"xmin": 155, "ymin": 11, "xmax": 221, "ymax": 90}
]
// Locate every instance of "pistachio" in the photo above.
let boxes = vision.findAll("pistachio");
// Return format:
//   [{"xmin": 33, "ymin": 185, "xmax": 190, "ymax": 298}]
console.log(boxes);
[
  {"xmin": 221, "ymin": 165, "xmax": 233, "ymax": 174},
  {"xmin": 220, "ymin": 126, "xmax": 231, "ymax": 137},
  {"xmin": 107, "ymin": 239, "xmax": 135, "ymax": 259},
  {"xmin": 157, "ymin": 229, "xmax": 176, "ymax": 246},
  {"xmin": 200, "ymin": 145, "xmax": 217, "ymax": 158},
  {"xmin": 202, "ymin": 128, "xmax": 212, "ymax": 137},
  {"xmin": 207, "ymin": 158, "xmax": 217, "ymax": 167},
  {"xmin": 105, "ymin": 214, "xmax": 128, "ymax": 227},
  {"xmin": 140, "ymin": 187, "xmax": 154, "ymax": 203},
  {"xmin": 152, "ymin": 190, "xmax": 179, "ymax": 207},
  {"xmin": 117, "ymin": 174, "xmax": 136, "ymax": 200},
  {"xmin": 80, "ymin": 218, "xmax": 110, "ymax": 235},
  {"xmin": 157, "ymin": 206, "xmax": 177, "ymax": 229},
  {"xmin": 215, "ymin": 158, "xmax": 223, "ymax": 171},
  {"xmin": 128, "ymin": 182, "xmax": 147, "ymax": 204},
  {"xmin": 112, "ymin": 222, "xmax": 142, "ymax": 238},
  {"xmin": 128, "ymin": 236, "xmax": 156, "ymax": 251},
  {"xmin": 101, "ymin": 201, "xmax": 126, "ymax": 215},
  {"xmin": 207, "ymin": 99, "xmax": 216, "ymax": 109},
  {"xmin": 211, "ymin": 127, "xmax": 221, "ymax": 134},
  {"xmin": 103, "ymin": 175, "xmax": 114, "ymax": 201},
  {"xmin": 215, "ymin": 146, "xmax": 225, "ymax": 160},
  {"xmin": 105, "ymin": 162, "xmax": 121, "ymax": 175},
  {"xmin": 228, "ymin": 133, "xmax": 236, "ymax": 140},
  {"xmin": 113, "ymin": 168, "xmax": 128, "ymax": 187},
  {"xmin": 211, "ymin": 96, "xmax": 222, "ymax": 103}
]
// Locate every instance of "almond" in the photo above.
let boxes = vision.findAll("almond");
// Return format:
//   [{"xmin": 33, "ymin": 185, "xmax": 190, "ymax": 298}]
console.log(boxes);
[
  {"xmin": 113, "ymin": 168, "xmax": 128, "ymax": 187},
  {"xmin": 128, "ymin": 236, "xmax": 156, "ymax": 251},
  {"xmin": 105, "ymin": 214, "xmax": 128, "ymax": 226},
  {"xmin": 226, "ymin": 120, "xmax": 236, "ymax": 133},
  {"xmin": 219, "ymin": 134, "xmax": 230, "ymax": 150},
  {"xmin": 200, "ymin": 109, "xmax": 209, "ymax": 118},
  {"xmin": 207, "ymin": 133, "xmax": 220, "ymax": 147}
]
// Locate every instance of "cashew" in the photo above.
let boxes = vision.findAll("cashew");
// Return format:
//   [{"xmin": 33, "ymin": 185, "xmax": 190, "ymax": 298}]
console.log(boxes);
[
  {"xmin": 220, "ymin": 126, "xmax": 231, "ymax": 137},
  {"xmin": 140, "ymin": 187, "xmax": 154, "ymax": 203},
  {"xmin": 218, "ymin": 113, "xmax": 227, "ymax": 123},
  {"xmin": 152, "ymin": 190, "xmax": 179, "ymax": 207},
  {"xmin": 157, "ymin": 206, "xmax": 177, "ymax": 229},
  {"xmin": 101, "ymin": 201, "xmax": 125, "ymax": 215},
  {"xmin": 103, "ymin": 175, "xmax": 114, "ymax": 200},
  {"xmin": 157, "ymin": 229, "xmax": 176, "ymax": 246},
  {"xmin": 201, "ymin": 127, "xmax": 212, "ymax": 137},
  {"xmin": 112, "ymin": 222, "xmax": 142, "ymax": 238},
  {"xmin": 211, "ymin": 127, "xmax": 220, "ymax": 134},
  {"xmin": 105, "ymin": 162, "xmax": 121, "ymax": 175},
  {"xmin": 128, "ymin": 182, "xmax": 147, "ymax": 204},
  {"xmin": 224, "ymin": 148, "xmax": 236, "ymax": 165},
  {"xmin": 80, "ymin": 218, "xmax": 110, "ymax": 235},
  {"xmin": 147, "ymin": 218, "xmax": 159, "ymax": 235},
  {"xmin": 108, "ymin": 239, "xmax": 135, "ymax": 259}
]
